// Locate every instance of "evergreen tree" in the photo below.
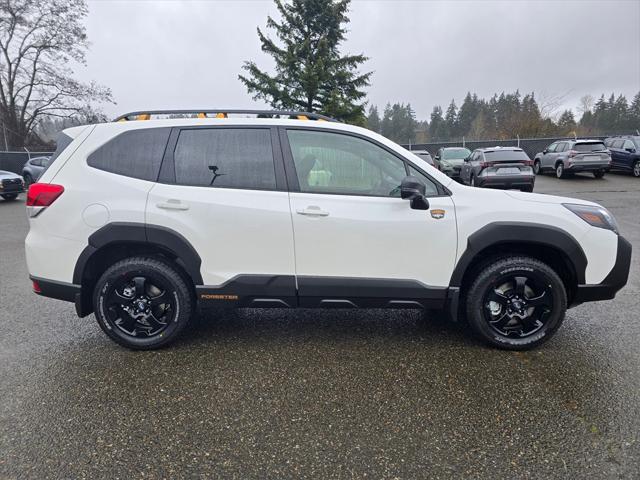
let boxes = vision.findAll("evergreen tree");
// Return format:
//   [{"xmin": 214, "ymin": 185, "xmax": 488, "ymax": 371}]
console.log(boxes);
[
  {"xmin": 239, "ymin": 0, "xmax": 371, "ymax": 124},
  {"xmin": 557, "ymin": 110, "xmax": 577, "ymax": 134},
  {"xmin": 380, "ymin": 103, "xmax": 416, "ymax": 143},
  {"xmin": 366, "ymin": 105, "xmax": 381, "ymax": 133},
  {"xmin": 444, "ymin": 99, "xmax": 458, "ymax": 139},
  {"xmin": 428, "ymin": 105, "xmax": 445, "ymax": 141}
]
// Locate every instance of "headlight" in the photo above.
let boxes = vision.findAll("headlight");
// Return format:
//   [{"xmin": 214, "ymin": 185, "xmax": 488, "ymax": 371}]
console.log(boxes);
[{"xmin": 563, "ymin": 203, "xmax": 619, "ymax": 234}]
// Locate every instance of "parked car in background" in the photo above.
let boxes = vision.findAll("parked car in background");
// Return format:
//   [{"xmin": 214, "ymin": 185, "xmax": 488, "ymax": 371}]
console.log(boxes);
[
  {"xmin": 460, "ymin": 146, "xmax": 535, "ymax": 192},
  {"xmin": 433, "ymin": 147, "xmax": 471, "ymax": 180},
  {"xmin": 605, "ymin": 136, "xmax": 640, "ymax": 177},
  {"xmin": 410, "ymin": 149, "xmax": 434, "ymax": 165},
  {"xmin": 0, "ymin": 170, "xmax": 25, "ymax": 201},
  {"xmin": 22, "ymin": 156, "xmax": 51, "ymax": 186},
  {"xmin": 534, "ymin": 139, "xmax": 611, "ymax": 179}
]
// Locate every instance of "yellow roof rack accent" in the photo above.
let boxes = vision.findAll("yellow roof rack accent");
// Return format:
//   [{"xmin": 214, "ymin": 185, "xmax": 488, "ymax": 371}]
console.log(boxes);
[
  {"xmin": 113, "ymin": 110, "xmax": 337, "ymax": 122},
  {"xmin": 197, "ymin": 113, "xmax": 207, "ymax": 118},
  {"xmin": 296, "ymin": 115, "xmax": 309, "ymax": 120},
  {"xmin": 215, "ymin": 112, "xmax": 227, "ymax": 119},
  {"xmin": 137, "ymin": 114, "xmax": 150, "ymax": 120}
]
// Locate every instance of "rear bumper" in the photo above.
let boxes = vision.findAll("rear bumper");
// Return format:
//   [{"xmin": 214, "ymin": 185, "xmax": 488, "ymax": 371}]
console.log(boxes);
[
  {"xmin": 31, "ymin": 276, "xmax": 81, "ymax": 303},
  {"xmin": 477, "ymin": 174, "xmax": 535, "ymax": 189},
  {"xmin": 565, "ymin": 162, "xmax": 610, "ymax": 172},
  {"xmin": 572, "ymin": 235, "xmax": 632, "ymax": 305}
]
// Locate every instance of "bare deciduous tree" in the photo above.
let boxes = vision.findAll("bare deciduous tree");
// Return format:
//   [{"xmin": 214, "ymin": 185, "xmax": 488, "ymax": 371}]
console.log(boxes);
[{"xmin": 0, "ymin": 0, "xmax": 112, "ymax": 149}]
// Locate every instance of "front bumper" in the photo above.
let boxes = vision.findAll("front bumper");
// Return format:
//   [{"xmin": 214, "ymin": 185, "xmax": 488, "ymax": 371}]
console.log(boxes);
[{"xmin": 572, "ymin": 235, "xmax": 632, "ymax": 305}]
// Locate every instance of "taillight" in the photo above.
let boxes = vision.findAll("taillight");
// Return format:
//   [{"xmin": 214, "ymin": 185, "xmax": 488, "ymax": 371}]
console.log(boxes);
[
  {"xmin": 568, "ymin": 150, "xmax": 578, "ymax": 158},
  {"xmin": 26, "ymin": 183, "xmax": 64, "ymax": 217},
  {"xmin": 32, "ymin": 279, "xmax": 42, "ymax": 293},
  {"xmin": 522, "ymin": 159, "xmax": 534, "ymax": 166}
]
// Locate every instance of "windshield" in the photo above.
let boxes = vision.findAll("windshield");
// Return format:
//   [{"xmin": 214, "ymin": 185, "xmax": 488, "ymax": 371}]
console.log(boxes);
[
  {"xmin": 441, "ymin": 148, "xmax": 471, "ymax": 160},
  {"xmin": 574, "ymin": 142, "xmax": 606, "ymax": 152},
  {"xmin": 484, "ymin": 150, "xmax": 530, "ymax": 162}
]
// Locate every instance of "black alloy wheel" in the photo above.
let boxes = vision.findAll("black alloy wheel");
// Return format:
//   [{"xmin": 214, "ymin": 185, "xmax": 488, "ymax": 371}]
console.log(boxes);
[
  {"xmin": 94, "ymin": 257, "xmax": 193, "ymax": 349},
  {"xmin": 466, "ymin": 256, "xmax": 567, "ymax": 350}
]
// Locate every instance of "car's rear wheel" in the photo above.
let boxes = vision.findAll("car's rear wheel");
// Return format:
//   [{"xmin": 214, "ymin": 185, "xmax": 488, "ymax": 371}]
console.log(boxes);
[
  {"xmin": 520, "ymin": 185, "xmax": 534, "ymax": 192},
  {"xmin": 1, "ymin": 194, "xmax": 18, "ymax": 201},
  {"xmin": 555, "ymin": 163, "xmax": 565, "ymax": 179},
  {"xmin": 465, "ymin": 256, "xmax": 567, "ymax": 350},
  {"xmin": 470, "ymin": 175, "xmax": 477, "ymax": 187},
  {"xmin": 593, "ymin": 170, "xmax": 606, "ymax": 179},
  {"xmin": 93, "ymin": 257, "xmax": 193, "ymax": 350},
  {"xmin": 632, "ymin": 160, "xmax": 640, "ymax": 178},
  {"xmin": 533, "ymin": 160, "xmax": 542, "ymax": 175}
]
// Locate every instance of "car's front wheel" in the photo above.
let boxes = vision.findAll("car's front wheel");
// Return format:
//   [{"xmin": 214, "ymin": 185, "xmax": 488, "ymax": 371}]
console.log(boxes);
[
  {"xmin": 533, "ymin": 160, "xmax": 542, "ymax": 175},
  {"xmin": 632, "ymin": 160, "xmax": 640, "ymax": 178},
  {"xmin": 465, "ymin": 256, "xmax": 567, "ymax": 350},
  {"xmin": 593, "ymin": 170, "xmax": 606, "ymax": 179},
  {"xmin": 93, "ymin": 257, "xmax": 194, "ymax": 350},
  {"xmin": 1, "ymin": 194, "xmax": 18, "ymax": 201},
  {"xmin": 23, "ymin": 173, "xmax": 34, "ymax": 187}
]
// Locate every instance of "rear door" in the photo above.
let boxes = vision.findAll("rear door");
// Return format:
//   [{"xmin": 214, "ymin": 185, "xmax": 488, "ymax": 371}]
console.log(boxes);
[
  {"xmin": 281, "ymin": 127, "xmax": 457, "ymax": 307},
  {"xmin": 540, "ymin": 142, "xmax": 558, "ymax": 169},
  {"xmin": 609, "ymin": 139, "xmax": 625, "ymax": 169},
  {"xmin": 146, "ymin": 126, "xmax": 296, "ymax": 304}
]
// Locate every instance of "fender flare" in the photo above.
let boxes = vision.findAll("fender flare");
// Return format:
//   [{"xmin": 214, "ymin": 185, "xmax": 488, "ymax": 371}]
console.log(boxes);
[
  {"xmin": 73, "ymin": 222, "xmax": 203, "ymax": 285},
  {"xmin": 449, "ymin": 221, "xmax": 587, "ymax": 287}
]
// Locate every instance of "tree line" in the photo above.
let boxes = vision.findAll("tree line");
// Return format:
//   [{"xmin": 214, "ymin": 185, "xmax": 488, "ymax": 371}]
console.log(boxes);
[{"xmin": 366, "ymin": 91, "xmax": 640, "ymax": 144}]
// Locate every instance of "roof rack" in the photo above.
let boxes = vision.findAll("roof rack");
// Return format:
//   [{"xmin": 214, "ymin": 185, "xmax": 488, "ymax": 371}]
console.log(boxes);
[{"xmin": 113, "ymin": 109, "xmax": 338, "ymax": 123}]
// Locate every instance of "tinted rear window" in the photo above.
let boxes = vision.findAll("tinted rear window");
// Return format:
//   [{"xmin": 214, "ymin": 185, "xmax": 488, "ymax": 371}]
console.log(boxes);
[
  {"xmin": 574, "ymin": 142, "xmax": 606, "ymax": 152},
  {"xmin": 484, "ymin": 150, "xmax": 530, "ymax": 161},
  {"xmin": 173, "ymin": 128, "xmax": 276, "ymax": 190},
  {"xmin": 88, "ymin": 128, "xmax": 171, "ymax": 181}
]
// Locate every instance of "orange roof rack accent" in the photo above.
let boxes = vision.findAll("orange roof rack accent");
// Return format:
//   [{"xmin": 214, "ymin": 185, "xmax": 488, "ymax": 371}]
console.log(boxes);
[
  {"xmin": 215, "ymin": 112, "xmax": 227, "ymax": 119},
  {"xmin": 113, "ymin": 110, "xmax": 337, "ymax": 122},
  {"xmin": 197, "ymin": 113, "xmax": 207, "ymax": 118}
]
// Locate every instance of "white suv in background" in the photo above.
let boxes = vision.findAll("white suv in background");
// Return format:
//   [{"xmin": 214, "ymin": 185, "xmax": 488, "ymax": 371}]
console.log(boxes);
[{"xmin": 25, "ymin": 110, "xmax": 631, "ymax": 350}]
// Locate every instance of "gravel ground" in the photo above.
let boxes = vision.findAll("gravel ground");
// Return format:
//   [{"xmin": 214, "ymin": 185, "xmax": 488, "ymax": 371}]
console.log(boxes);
[{"xmin": 1, "ymin": 172, "xmax": 639, "ymax": 479}]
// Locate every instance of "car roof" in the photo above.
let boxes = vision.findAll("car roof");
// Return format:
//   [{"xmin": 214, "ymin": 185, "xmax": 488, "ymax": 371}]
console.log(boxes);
[
  {"xmin": 410, "ymin": 150, "xmax": 431, "ymax": 155},
  {"xmin": 476, "ymin": 146, "xmax": 524, "ymax": 152}
]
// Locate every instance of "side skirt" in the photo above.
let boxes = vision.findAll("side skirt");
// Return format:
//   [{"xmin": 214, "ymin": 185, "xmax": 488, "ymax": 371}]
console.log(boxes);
[{"xmin": 196, "ymin": 275, "xmax": 449, "ymax": 310}]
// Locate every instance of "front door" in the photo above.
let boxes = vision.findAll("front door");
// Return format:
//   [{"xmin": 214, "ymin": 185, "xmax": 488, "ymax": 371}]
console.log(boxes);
[
  {"xmin": 281, "ymin": 128, "xmax": 457, "ymax": 308},
  {"xmin": 146, "ymin": 126, "xmax": 296, "ymax": 306}
]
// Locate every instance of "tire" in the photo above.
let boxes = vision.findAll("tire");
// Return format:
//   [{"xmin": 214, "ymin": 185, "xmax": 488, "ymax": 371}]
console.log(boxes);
[
  {"xmin": 93, "ymin": 256, "xmax": 194, "ymax": 350},
  {"xmin": 593, "ymin": 170, "xmax": 605, "ymax": 179},
  {"xmin": 470, "ymin": 175, "xmax": 477, "ymax": 187},
  {"xmin": 520, "ymin": 185, "xmax": 534, "ymax": 192},
  {"xmin": 632, "ymin": 160, "xmax": 640, "ymax": 178},
  {"xmin": 465, "ymin": 256, "xmax": 567, "ymax": 350},
  {"xmin": 533, "ymin": 160, "xmax": 542, "ymax": 175},
  {"xmin": 23, "ymin": 173, "xmax": 34, "ymax": 187},
  {"xmin": 1, "ymin": 194, "xmax": 18, "ymax": 201},
  {"xmin": 555, "ymin": 163, "xmax": 565, "ymax": 179}
]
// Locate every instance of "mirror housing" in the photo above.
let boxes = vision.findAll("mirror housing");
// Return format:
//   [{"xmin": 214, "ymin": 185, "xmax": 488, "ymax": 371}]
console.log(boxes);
[
  {"xmin": 400, "ymin": 176, "xmax": 429, "ymax": 210},
  {"xmin": 625, "ymin": 147, "xmax": 636, "ymax": 153}
]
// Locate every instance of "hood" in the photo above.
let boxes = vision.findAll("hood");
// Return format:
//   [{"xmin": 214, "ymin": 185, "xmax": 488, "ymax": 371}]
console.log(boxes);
[
  {"xmin": 0, "ymin": 170, "xmax": 21, "ymax": 179},
  {"xmin": 504, "ymin": 190, "xmax": 599, "ymax": 207},
  {"xmin": 440, "ymin": 158, "xmax": 465, "ymax": 167}
]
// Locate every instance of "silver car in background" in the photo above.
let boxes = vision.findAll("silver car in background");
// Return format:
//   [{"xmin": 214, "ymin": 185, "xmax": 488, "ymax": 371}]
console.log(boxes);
[{"xmin": 533, "ymin": 139, "xmax": 611, "ymax": 179}]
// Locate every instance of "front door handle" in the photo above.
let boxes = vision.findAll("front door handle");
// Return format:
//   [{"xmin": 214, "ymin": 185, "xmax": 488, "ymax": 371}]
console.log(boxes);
[
  {"xmin": 296, "ymin": 206, "xmax": 329, "ymax": 217},
  {"xmin": 157, "ymin": 199, "xmax": 189, "ymax": 211}
]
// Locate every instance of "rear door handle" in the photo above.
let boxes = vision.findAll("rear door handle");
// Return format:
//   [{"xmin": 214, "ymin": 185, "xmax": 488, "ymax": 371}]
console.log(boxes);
[
  {"xmin": 296, "ymin": 206, "xmax": 329, "ymax": 217},
  {"xmin": 157, "ymin": 199, "xmax": 189, "ymax": 211}
]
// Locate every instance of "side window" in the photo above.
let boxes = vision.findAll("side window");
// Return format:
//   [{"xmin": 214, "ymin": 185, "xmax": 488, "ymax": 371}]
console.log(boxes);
[
  {"xmin": 556, "ymin": 143, "xmax": 566, "ymax": 153},
  {"xmin": 623, "ymin": 140, "xmax": 635, "ymax": 150},
  {"xmin": 547, "ymin": 143, "xmax": 557, "ymax": 153},
  {"xmin": 407, "ymin": 165, "xmax": 439, "ymax": 196},
  {"xmin": 612, "ymin": 139, "xmax": 624, "ymax": 149},
  {"xmin": 88, "ymin": 127, "xmax": 171, "ymax": 181},
  {"xmin": 173, "ymin": 128, "xmax": 276, "ymax": 190},
  {"xmin": 287, "ymin": 129, "xmax": 408, "ymax": 197}
]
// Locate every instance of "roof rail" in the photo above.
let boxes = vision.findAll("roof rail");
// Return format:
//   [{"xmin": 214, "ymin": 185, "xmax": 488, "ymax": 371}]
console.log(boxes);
[{"xmin": 113, "ymin": 109, "xmax": 338, "ymax": 122}]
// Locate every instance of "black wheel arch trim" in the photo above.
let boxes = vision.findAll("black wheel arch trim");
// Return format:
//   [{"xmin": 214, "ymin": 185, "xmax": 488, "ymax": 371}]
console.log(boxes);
[
  {"xmin": 449, "ymin": 222, "xmax": 588, "ymax": 288},
  {"xmin": 73, "ymin": 222, "xmax": 204, "ymax": 286}
]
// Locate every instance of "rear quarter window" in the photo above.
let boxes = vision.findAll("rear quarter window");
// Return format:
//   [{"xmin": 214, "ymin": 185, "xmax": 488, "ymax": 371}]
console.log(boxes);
[{"xmin": 87, "ymin": 127, "xmax": 171, "ymax": 181}]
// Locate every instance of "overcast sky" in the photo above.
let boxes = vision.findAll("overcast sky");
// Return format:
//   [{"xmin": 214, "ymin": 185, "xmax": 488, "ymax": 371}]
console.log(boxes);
[{"xmin": 81, "ymin": 0, "xmax": 640, "ymax": 121}]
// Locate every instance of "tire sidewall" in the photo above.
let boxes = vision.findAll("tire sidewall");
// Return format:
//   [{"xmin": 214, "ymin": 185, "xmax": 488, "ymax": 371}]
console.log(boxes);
[
  {"xmin": 466, "ymin": 259, "xmax": 567, "ymax": 350},
  {"xmin": 556, "ymin": 163, "xmax": 563, "ymax": 178},
  {"xmin": 633, "ymin": 161, "xmax": 640, "ymax": 178},
  {"xmin": 94, "ymin": 259, "xmax": 191, "ymax": 349}
]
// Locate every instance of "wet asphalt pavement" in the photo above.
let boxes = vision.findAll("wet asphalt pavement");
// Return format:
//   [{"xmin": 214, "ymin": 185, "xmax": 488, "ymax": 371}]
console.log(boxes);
[{"xmin": 1, "ymin": 173, "xmax": 639, "ymax": 479}]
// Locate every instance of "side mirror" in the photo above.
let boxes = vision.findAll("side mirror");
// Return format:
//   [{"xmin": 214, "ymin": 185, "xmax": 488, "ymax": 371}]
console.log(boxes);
[
  {"xmin": 625, "ymin": 147, "xmax": 636, "ymax": 153},
  {"xmin": 464, "ymin": 156, "xmax": 471, "ymax": 162},
  {"xmin": 400, "ymin": 176, "xmax": 429, "ymax": 210},
  {"xmin": 542, "ymin": 149, "xmax": 548, "ymax": 154}
]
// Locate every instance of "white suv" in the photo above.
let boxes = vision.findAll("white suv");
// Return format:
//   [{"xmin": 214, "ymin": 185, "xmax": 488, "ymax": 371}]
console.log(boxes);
[{"xmin": 25, "ymin": 110, "xmax": 631, "ymax": 350}]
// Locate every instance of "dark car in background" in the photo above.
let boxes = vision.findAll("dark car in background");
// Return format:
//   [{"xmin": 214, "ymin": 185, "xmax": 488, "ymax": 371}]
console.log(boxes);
[
  {"xmin": 605, "ymin": 136, "xmax": 640, "ymax": 177},
  {"xmin": 433, "ymin": 147, "xmax": 471, "ymax": 180},
  {"xmin": 534, "ymin": 139, "xmax": 610, "ymax": 179},
  {"xmin": 22, "ymin": 156, "xmax": 51, "ymax": 186},
  {"xmin": 460, "ymin": 146, "xmax": 535, "ymax": 192},
  {"xmin": 0, "ymin": 170, "xmax": 25, "ymax": 201},
  {"xmin": 409, "ymin": 149, "xmax": 434, "ymax": 165}
]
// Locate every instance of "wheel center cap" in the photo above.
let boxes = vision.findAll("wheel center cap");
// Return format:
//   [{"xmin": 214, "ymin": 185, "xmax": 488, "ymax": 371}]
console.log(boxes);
[
  {"xmin": 512, "ymin": 300, "xmax": 524, "ymax": 310},
  {"xmin": 136, "ymin": 300, "xmax": 147, "ymax": 311}
]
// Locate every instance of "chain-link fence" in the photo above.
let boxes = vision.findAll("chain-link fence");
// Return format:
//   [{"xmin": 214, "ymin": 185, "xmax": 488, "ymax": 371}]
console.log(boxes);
[{"xmin": 0, "ymin": 151, "xmax": 53, "ymax": 175}]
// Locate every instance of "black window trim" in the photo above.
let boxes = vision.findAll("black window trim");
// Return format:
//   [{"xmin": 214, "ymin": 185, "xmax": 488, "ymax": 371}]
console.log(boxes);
[
  {"xmin": 279, "ymin": 126, "xmax": 450, "ymax": 198},
  {"xmin": 158, "ymin": 125, "xmax": 288, "ymax": 192}
]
